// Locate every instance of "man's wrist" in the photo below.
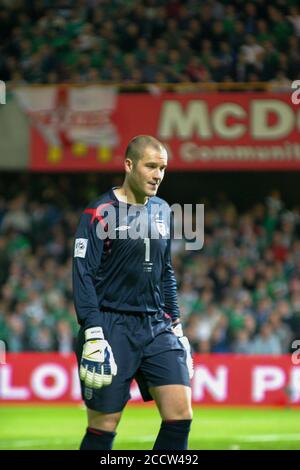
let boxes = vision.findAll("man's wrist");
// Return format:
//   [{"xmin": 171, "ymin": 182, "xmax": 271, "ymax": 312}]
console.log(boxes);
[{"xmin": 85, "ymin": 327, "xmax": 104, "ymax": 341}]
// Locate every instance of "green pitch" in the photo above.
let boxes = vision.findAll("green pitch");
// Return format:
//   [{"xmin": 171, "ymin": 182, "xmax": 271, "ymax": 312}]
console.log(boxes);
[{"xmin": 0, "ymin": 405, "xmax": 299, "ymax": 450}]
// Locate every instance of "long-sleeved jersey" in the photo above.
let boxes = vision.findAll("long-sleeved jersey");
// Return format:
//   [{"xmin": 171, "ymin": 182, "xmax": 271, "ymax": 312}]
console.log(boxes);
[{"xmin": 72, "ymin": 188, "xmax": 180, "ymax": 329}]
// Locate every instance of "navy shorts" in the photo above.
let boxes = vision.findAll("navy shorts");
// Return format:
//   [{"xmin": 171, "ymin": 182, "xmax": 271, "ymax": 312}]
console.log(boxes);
[{"xmin": 76, "ymin": 310, "xmax": 190, "ymax": 413}]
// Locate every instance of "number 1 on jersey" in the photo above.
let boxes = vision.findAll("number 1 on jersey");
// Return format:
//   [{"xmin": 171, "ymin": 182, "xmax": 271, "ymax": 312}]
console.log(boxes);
[{"xmin": 144, "ymin": 238, "xmax": 150, "ymax": 262}]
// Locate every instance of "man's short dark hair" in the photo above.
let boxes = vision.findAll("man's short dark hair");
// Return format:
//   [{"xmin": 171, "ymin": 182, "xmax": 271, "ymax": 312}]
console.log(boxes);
[{"xmin": 125, "ymin": 135, "xmax": 166, "ymax": 164}]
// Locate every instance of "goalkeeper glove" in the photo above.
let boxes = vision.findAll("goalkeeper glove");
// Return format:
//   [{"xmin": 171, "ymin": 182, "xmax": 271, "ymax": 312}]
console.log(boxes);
[
  {"xmin": 172, "ymin": 322, "xmax": 194, "ymax": 379},
  {"xmin": 80, "ymin": 327, "xmax": 117, "ymax": 389}
]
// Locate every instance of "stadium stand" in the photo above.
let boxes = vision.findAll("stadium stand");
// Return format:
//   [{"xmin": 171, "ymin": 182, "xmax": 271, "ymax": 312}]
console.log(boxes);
[{"xmin": 0, "ymin": 0, "xmax": 299, "ymax": 85}]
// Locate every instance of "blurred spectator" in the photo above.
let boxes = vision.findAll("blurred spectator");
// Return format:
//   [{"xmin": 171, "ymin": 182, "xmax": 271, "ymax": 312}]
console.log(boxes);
[
  {"xmin": 6, "ymin": 314, "xmax": 26, "ymax": 352},
  {"xmin": 251, "ymin": 322, "xmax": 282, "ymax": 355},
  {"xmin": 240, "ymin": 34, "xmax": 264, "ymax": 65},
  {"xmin": 232, "ymin": 330, "xmax": 253, "ymax": 354},
  {"xmin": 287, "ymin": 6, "xmax": 300, "ymax": 38},
  {"xmin": 28, "ymin": 325, "xmax": 55, "ymax": 352},
  {"xmin": 56, "ymin": 319, "xmax": 74, "ymax": 353},
  {"xmin": 1, "ymin": 195, "xmax": 31, "ymax": 233},
  {"xmin": 270, "ymin": 71, "xmax": 291, "ymax": 92},
  {"xmin": 269, "ymin": 311, "xmax": 292, "ymax": 352}
]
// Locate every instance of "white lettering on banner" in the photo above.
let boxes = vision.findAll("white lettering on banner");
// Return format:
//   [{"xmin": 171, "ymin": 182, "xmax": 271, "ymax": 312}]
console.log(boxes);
[
  {"xmin": 290, "ymin": 368, "xmax": 300, "ymax": 403},
  {"xmin": 71, "ymin": 365, "xmax": 82, "ymax": 400},
  {"xmin": 159, "ymin": 101, "xmax": 212, "ymax": 139},
  {"xmin": 180, "ymin": 142, "xmax": 300, "ymax": 163},
  {"xmin": 251, "ymin": 100, "xmax": 294, "ymax": 140},
  {"xmin": 252, "ymin": 366, "xmax": 286, "ymax": 402},
  {"xmin": 1, "ymin": 357, "xmax": 298, "ymax": 405},
  {"xmin": 193, "ymin": 366, "xmax": 228, "ymax": 401},
  {"xmin": 212, "ymin": 103, "xmax": 246, "ymax": 139},
  {"xmin": 158, "ymin": 99, "xmax": 300, "ymax": 141},
  {"xmin": 30, "ymin": 364, "xmax": 68, "ymax": 400},
  {"xmin": 0, "ymin": 365, "xmax": 30, "ymax": 399}
]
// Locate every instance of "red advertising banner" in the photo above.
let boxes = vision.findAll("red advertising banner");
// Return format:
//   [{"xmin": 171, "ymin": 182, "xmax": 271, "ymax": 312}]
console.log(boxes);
[
  {"xmin": 1, "ymin": 353, "xmax": 299, "ymax": 406},
  {"xmin": 18, "ymin": 89, "xmax": 300, "ymax": 171}
]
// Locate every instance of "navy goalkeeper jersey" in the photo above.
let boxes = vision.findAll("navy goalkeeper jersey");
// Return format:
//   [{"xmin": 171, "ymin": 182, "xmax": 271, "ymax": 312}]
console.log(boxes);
[{"xmin": 72, "ymin": 188, "xmax": 180, "ymax": 329}]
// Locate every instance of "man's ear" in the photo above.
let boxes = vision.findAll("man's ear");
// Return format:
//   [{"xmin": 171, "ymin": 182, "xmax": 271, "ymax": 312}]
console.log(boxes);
[{"xmin": 124, "ymin": 158, "xmax": 133, "ymax": 174}]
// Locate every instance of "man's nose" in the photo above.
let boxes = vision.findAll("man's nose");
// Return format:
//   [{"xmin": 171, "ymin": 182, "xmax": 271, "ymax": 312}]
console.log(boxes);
[{"xmin": 153, "ymin": 169, "xmax": 161, "ymax": 180}]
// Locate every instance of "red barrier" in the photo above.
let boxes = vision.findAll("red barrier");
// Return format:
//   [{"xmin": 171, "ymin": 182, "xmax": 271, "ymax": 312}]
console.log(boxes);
[
  {"xmin": 1, "ymin": 353, "xmax": 299, "ymax": 406},
  {"xmin": 25, "ymin": 90, "xmax": 300, "ymax": 171}
]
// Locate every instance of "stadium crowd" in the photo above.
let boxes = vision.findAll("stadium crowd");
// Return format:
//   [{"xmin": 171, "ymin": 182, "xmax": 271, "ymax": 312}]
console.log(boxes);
[
  {"xmin": 0, "ymin": 175, "xmax": 299, "ymax": 354},
  {"xmin": 0, "ymin": 0, "xmax": 300, "ymax": 86}
]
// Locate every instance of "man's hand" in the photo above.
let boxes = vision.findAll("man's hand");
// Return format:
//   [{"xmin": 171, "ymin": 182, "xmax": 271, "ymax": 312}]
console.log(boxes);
[
  {"xmin": 80, "ymin": 327, "xmax": 117, "ymax": 389},
  {"xmin": 172, "ymin": 323, "xmax": 194, "ymax": 379}
]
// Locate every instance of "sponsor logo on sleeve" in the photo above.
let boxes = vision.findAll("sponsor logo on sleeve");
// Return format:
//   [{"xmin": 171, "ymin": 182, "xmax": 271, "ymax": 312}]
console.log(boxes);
[{"xmin": 74, "ymin": 238, "xmax": 88, "ymax": 258}]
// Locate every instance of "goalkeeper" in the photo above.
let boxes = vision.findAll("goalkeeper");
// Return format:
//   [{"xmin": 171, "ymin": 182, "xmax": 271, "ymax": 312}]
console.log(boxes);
[{"xmin": 73, "ymin": 135, "xmax": 193, "ymax": 450}]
